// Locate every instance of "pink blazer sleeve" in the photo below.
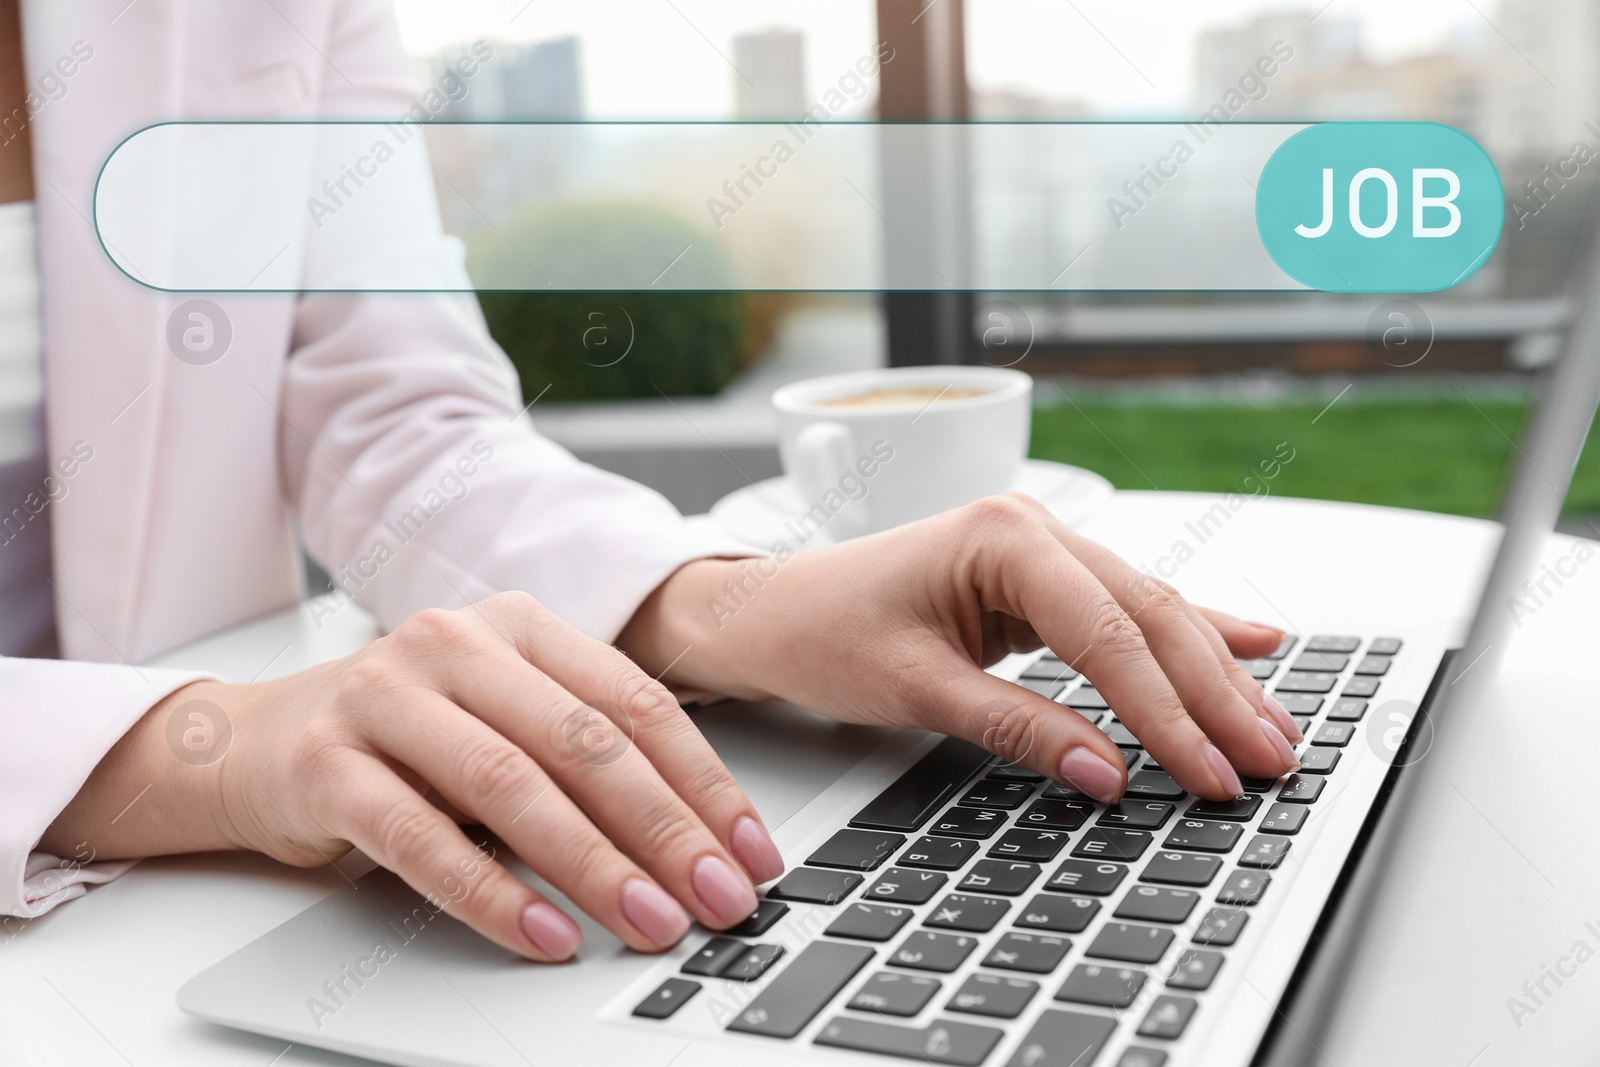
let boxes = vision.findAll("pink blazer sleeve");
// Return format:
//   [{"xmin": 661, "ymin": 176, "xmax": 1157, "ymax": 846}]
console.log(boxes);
[{"xmin": 0, "ymin": 658, "xmax": 210, "ymax": 918}]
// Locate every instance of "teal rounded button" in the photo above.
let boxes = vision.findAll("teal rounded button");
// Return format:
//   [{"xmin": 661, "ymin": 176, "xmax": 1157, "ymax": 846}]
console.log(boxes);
[{"xmin": 1254, "ymin": 122, "xmax": 1503, "ymax": 292}]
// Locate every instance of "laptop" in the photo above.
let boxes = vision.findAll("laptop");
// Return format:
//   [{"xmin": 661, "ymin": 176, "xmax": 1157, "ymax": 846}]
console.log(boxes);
[{"xmin": 175, "ymin": 278, "xmax": 1600, "ymax": 1067}]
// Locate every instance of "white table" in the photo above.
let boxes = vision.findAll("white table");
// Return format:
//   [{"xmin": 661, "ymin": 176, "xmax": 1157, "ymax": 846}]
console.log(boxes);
[{"xmin": 2, "ymin": 492, "xmax": 1594, "ymax": 1067}]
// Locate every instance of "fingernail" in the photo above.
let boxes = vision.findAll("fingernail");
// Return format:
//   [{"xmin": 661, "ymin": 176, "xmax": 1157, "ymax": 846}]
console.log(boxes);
[
  {"xmin": 730, "ymin": 815, "xmax": 785, "ymax": 883},
  {"xmin": 519, "ymin": 901, "xmax": 582, "ymax": 960},
  {"xmin": 1262, "ymin": 693, "xmax": 1303, "ymax": 743},
  {"xmin": 620, "ymin": 878, "xmax": 691, "ymax": 947},
  {"xmin": 1202, "ymin": 742, "xmax": 1244, "ymax": 797},
  {"xmin": 1057, "ymin": 747, "xmax": 1124, "ymax": 805},
  {"xmin": 1259, "ymin": 717, "xmax": 1302, "ymax": 771},
  {"xmin": 1247, "ymin": 620, "xmax": 1286, "ymax": 637},
  {"xmin": 692, "ymin": 854, "xmax": 759, "ymax": 927}
]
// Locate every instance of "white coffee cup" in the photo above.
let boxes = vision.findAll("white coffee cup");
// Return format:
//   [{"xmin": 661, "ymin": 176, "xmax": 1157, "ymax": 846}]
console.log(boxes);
[{"xmin": 772, "ymin": 365, "xmax": 1032, "ymax": 540}]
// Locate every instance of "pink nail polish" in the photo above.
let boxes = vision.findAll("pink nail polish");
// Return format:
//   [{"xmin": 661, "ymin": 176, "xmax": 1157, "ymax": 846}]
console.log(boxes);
[
  {"xmin": 730, "ymin": 815, "xmax": 784, "ymax": 883},
  {"xmin": 519, "ymin": 901, "xmax": 582, "ymax": 960},
  {"xmin": 619, "ymin": 878, "xmax": 690, "ymax": 947},
  {"xmin": 1259, "ymin": 717, "xmax": 1302, "ymax": 771},
  {"xmin": 1262, "ymin": 693, "xmax": 1303, "ymax": 743},
  {"xmin": 1057, "ymin": 747, "xmax": 1124, "ymax": 805},
  {"xmin": 692, "ymin": 855, "xmax": 758, "ymax": 927},
  {"xmin": 1202, "ymin": 742, "xmax": 1244, "ymax": 797}
]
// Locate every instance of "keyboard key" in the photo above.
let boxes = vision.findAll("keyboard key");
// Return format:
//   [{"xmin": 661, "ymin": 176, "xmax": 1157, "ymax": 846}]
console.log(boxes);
[
  {"xmin": 1193, "ymin": 907, "xmax": 1249, "ymax": 946},
  {"xmin": 890, "ymin": 930, "xmax": 979, "ymax": 972},
  {"xmin": 1313, "ymin": 722, "xmax": 1354, "ymax": 747},
  {"xmin": 1216, "ymin": 869, "xmax": 1271, "ymax": 905},
  {"xmin": 1054, "ymin": 962, "xmax": 1146, "ymax": 1008},
  {"xmin": 925, "ymin": 893, "xmax": 1010, "ymax": 933},
  {"xmin": 958, "ymin": 780, "xmax": 1035, "ymax": 810},
  {"xmin": 1275, "ymin": 693, "xmax": 1323, "ymax": 715},
  {"xmin": 1166, "ymin": 947, "xmax": 1225, "ymax": 990},
  {"xmin": 1115, "ymin": 1048, "xmax": 1170, "ymax": 1067},
  {"xmin": 899, "ymin": 836, "xmax": 979, "ymax": 870},
  {"xmin": 681, "ymin": 936, "xmax": 749, "ymax": 976},
  {"xmin": 1291, "ymin": 651, "xmax": 1349, "ymax": 673},
  {"xmin": 1259, "ymin": 803, "xmax": 1308, "ymax": 835},
  {"xmin": 1097, "ymin": 801, "xmax": 1175, "ymax": 830},
  {"xmin": 1140, "ymin": 850, "xmax": 1223, "ymax": 887},
  {"xmin": 1066, "ymin": 687, "xmax": 1111, "ymax": 710},
  {"xmin": 1305, "ymin": 635, "xmax": 1360, "ymax": 653},
  {"xmin": 826, "ymin": 903, "xmax": 915, "ymax": 942},
  {"xmin": 1072, "ymin": 827, "xmax": 1154, "ymax": 861},
  {"xmin": 947, "ymin": 973, "xmax": 1039, "ymax": 1018},
  {"xmin": 986, "ymin": 762, "xmax": 1045, "ymax": 783},
  {"xmin": 982, "ymin": 931, "xmax": 1072, "ymax": 974},
  {"xmin": 726, "ymin": 900, "xmax": 788, "ymax": 937},
  {"xmin": 1005, "ymin": 1010, "xmax": 1117, "ymax": 1067},
  {"xmin": 816, "ymin": 1016, "xmax": 1003, "ymax": 1066},
  {"xmin": 1086, "ymin": 922, "xmax": 1175, "ymax": 964},
  {"xmin": 1277, "ymin": 775, "xmax": 1324, "ymax": 803},
  {"xmin": 767, "ymin": 867, "xmax": 863, "ymax": 904},
  {"xmin": 988, "ymin": 828, "xmax": 1072, "ymax": 862},
  {"xmin": 1020, "ymin": 659, "xmax": 1078, "ymax": 682},
  {"xmin": 1237, "ymin": 658, "xmax": 1278, "ymax": 680},
  {"xmin": 1354, "ymin": 655, "xmax": 1391, "ymax": 676},
  {"xmin": 1369, "ymin": 637, "xmax": 1403, "ymax": 655},
  {"xmin": 1103, "ymin": 721, "xmax": 1141, "ymax": 747},
  {"xmin": 1239, "ymin": 776, "xmax": 1278, "ymax": 793},
  {"xmin": 1238, "ymin": 835, "xmax": 1291, "ymax": 869},
  {"xmin": 1114, "ymin": 886, "xmax": 1200, "ymax": 924},
  {"xmin": 1014, "ymin": 892, "xmax": 1100, "ymax": 933},
  {"xmin": 1162, "ymin": 819, "xmax": 1244, "ymax": 853},
  {"xmin": 1137, "ymin": 994, "xmax": 1199, "ymax": 1040},
  {"xmin": 632, "ymin": 976, "xmax": 700, "ymax": 1019},
  {"xmin": 1019, "ymin": 678, "xmax": 1069, "ymax": 700},
  {"xmin": 1184, "ymin": 795, "xmax": 1261, "ymax": 821},
  {"xmin": 1342, "ymin": 676, "xmax": 1381, "ymax": 698},
  {"xmin": 808, "ymin": 828, "xmax": 907, "ymax": 871},
  {"xmin": 929, "ymin": 807, "xmax": 1007, "ymax": 840},
  {"xmin": 852, "ymin": 738, "xmax": 993, "ymax": 833},
  {"xmin": 1046, "ymin": 859, "xmax": 1128, "ymax": 895},
  {"xmin": 1326, "ymin": 697, "xmax": 1369, "ymax": 721},
  {"xmin": 848, "ymin": 972, "xmax": 941, "ymax": 1016},
  {"xmin": 1297, "ymin": 747, "xmax": 1341, "ymax": 774},
  {"xmin": 867, "ymin": 867, "xmax": 949, "ymax": 904},
  {"xmin": 1124, "ymin": 769, "xmax": 1186, "ymax": 800},
  {"xmin": 1043, "ymin": 781, "xmax": 1090, "ymax": 801},
  {"xmin": 1276, "ymin": 672, "xmax": 1337, "ymax": 694},
  {"xmin": 1017, "ymin": 799, "xmax": 1094, "ymax": 832},
  {"xmin": 1292, "ymin": 714, "xmax": 1313, "ymax": 736},
  {"xmin": 724, "ymin": 943, "xmax": 785, "ymax": 981},
  {"xmin": 958, "ymin": 860, "xmax": 1041, "ymax": 896},
  {"xmin": 1266, "ymin": 635, "xmax": 1297, "ymax": 660},
  {"xmin": 727, "ymin": 940, "xmax": 875, "ymax": 1038}
]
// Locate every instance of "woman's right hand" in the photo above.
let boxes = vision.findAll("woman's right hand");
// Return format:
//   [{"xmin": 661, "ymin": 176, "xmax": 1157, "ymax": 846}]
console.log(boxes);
[{"xmin": 43, "ymin": 592, "xmax": 784, "ymax": 962}]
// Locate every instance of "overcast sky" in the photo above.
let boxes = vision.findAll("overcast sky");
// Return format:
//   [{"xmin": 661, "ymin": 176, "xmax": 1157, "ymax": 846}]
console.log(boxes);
[{"xmin": 390, "ymin": 0, "xmax": 1488, "ymax": 118}]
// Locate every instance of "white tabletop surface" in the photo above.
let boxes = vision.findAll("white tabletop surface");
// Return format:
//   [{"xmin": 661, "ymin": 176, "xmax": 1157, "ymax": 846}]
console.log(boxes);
[{"xmin": 3, "ymin": 490, "xmax": 1595, "ymax": 1067}]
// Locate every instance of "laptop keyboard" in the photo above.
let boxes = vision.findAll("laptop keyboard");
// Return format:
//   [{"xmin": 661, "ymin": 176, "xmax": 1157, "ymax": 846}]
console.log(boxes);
[{"xmin": 629, "ymin": 634, "xmax": 1401, "ymax": 1066}]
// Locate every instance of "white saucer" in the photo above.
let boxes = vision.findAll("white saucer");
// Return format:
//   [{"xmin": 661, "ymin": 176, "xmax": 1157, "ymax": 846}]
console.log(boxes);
[{"xmin": 709, "ymin": 459, "xmax": 1115, "ymax": 548}]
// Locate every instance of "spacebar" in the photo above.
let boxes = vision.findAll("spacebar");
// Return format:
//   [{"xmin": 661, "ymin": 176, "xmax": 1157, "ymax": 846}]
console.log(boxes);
[
  {"xmin": 726, "ymin": 941, "xmax": 874, "ymax": 1039},
  {"xmin": 849, "ymin": 737, "xmax": 992, "ymax": 832}
]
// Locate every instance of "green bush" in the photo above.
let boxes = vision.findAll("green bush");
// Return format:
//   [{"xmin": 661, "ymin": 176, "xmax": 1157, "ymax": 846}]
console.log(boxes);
[{"xmin": 472, "ymin": 202, "xmax": 751, "ymax": 402}]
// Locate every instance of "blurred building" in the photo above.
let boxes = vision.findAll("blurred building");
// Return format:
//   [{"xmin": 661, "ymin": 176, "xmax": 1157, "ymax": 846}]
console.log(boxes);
[
  {"xmin": 732, "ymin": 28, "xmax": 806, "ymax": 118},
  {"xmin": 500, "ymin": 36, "xmax": 585, "ymax": 119}
]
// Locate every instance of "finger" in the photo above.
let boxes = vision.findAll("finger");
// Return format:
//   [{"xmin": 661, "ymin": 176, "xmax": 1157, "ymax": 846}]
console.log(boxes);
[
  {"xmin": 1195, "ymin": 605, "xmax": 1285, "ymax": 660},
  {"xmin": 1053, "ymin": 532, "xmax": 1298, "ymax": 780},
  {"xmin": 1186, "ymin": 605, "xmax": 1303, "ymax": 744},
  {"xmin": 953, "ymin": 498, "xmax": 1241, "ymax": 799},
  {"xmin": 324, "ymin": 750, "xmax": 584, "ymax": 962},
  {"xmin": 364, "ymin": 690, "xmax": 697, "ymax": 952},
  {"xmin": 474, "ymin": 593, "xmax": 783, "ymax": 884},
  {"xmin": 395, "ymin": 609, "xmax": 761, "ymax": 931}
]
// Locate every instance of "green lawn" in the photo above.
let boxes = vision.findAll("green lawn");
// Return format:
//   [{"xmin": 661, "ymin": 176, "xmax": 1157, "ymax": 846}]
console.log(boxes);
[{"xmin": 1029, "ymin": 392, "xmax": 1600, "ymax": 520}]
